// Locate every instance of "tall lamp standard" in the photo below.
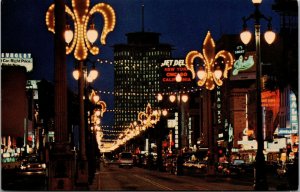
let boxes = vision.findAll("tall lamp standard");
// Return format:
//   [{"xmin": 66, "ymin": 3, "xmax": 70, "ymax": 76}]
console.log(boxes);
[
  {"xmin": 169, "ymin": 73, "xmax": 189, "ymax": 151},
  {"xmin": 45, "ymin": 0, "xmax": 116, "ymax": 186},
  {"xmin": 185, "ymin": 31, "xmax": 234, "ymax": 176},
  {"xmin": 240, "ymin": 0, "xmax": 276, "ymax": 190}
]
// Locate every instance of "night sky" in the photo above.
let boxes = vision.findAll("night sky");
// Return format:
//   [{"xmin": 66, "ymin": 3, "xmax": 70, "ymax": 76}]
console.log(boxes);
[{"xmin": 1, "ymin": 0, "xmax": 280, "ymax": 129}]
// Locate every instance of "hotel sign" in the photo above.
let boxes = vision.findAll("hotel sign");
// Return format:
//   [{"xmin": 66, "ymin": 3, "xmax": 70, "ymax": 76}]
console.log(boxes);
[
  {"xmin": 1, "ymin": 53, "xmax": 33, "ymax": 72},
  {"xmin": 161, "ymin": 59, "xmax": 192, "ymax": 84}
]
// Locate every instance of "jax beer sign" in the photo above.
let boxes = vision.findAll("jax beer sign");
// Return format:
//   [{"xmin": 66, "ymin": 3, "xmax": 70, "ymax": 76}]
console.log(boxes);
[{"xmin": 161, "ymin": 59, "xmax": 192, "ymax": 84}]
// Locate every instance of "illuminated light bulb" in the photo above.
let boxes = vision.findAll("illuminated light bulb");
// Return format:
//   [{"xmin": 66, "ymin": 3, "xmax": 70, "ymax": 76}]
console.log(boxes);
[
  {"xmin": 157, "ymin": 93, "xmax": 163, "ymax": 101},
  {"xmin": 73, "ymin": 69, "xmax": 80, "ymax": 80},
  {"xmin": 162, "ymin": 109, "xmax": 168, "ymax": 116},
  {"xmin": 96, "ymin": 118, "xmax": 101, "ymax": 125},
  {"xmin": 89, "ymin": 66, "xmax": 99, "ymax": 80},
  {"xmin": 240, "ymin": 30, "xmax": 252, "ymax": 45},
  {"xmin": 93, "ymin": 94, "xmax": 100, "ymax": 103},
  {"xmin": 252, "ymin": 0, "xmax": 262, "ymax": 4},
  {"xmin": 197, "ymin": 66, "xmax": 206, "ymax": 80},
  {"xmin": 214, "ymin": 66, "xmax": 222, "ymax": 79},
  {"xmin": 175, "ymin": 73, "xmax": 182, "ymax": 82},
  {"xmin": 181, "ymin": 94, "xmax": 189, "ymax": 103},
  {"xmin": 64, "ymin": 25, "xmax": 74, "ymax": 44},
  {"xmin": 87, "ymin": 24, "xmax": 98, "ymax": 44},
  {"xmin": 264, "ymin": 30, "xmax": 276, "ymax": 44},
  {"xmin": 169, "ymin": 95, "xmax": 176, "ymax": 103},
  {"xmin": 87, "ymin": 75, "xmax": 93, "ymax": 82},
  {"xmin": 95, "ymin": 109, "xmax": 101, "ymax": 116}
]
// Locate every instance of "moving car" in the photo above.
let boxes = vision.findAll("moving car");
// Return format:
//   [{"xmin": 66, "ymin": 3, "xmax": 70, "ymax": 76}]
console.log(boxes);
[{"xmin": 118, "ymin": 152, "xmax": 134, "ymax": 168}]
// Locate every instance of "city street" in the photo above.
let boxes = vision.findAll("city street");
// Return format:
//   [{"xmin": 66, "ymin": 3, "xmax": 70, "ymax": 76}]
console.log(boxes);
[{"xmin": 90, "ymin": 163, "xmax": 254, "ymax": 191}]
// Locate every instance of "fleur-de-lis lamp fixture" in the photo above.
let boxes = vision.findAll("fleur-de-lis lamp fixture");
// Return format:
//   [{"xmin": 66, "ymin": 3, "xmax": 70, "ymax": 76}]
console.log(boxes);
[
  {"xmin": 45, "ymin": 0, "xmax": 116, "ymax": 61},
  {"xmin": 185, "ymin": 31, "xmax": 234, "ymax": 90},
  {"xmin": 138, "ymin": 103, "xmax": 160, "ymax": 129}
]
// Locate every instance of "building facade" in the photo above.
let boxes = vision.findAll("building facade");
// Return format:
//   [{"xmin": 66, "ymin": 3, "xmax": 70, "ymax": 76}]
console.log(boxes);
[{"xmin": 113, "ymin": 32, "xmax": 172, "ymax": 134}]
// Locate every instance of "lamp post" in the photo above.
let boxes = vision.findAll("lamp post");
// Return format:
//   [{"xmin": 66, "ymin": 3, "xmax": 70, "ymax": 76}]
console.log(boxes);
[
  {"xmin": 168, "ymin": 73, "xmax": 189, "ymax": 151},
  {"xmin": 72, "ymin": 59, "xmax": 99, "ymax": 185},
  {"xmin": 240, "ymin": 0, "xmax": 276, "ymax": 190},
  {"xmin": 185, "ymin": 31, "xmax": 234, "ymax": 176},
  {"xmin": 45, "ymin": 0, "xmax": 115, "ymax": 187}
]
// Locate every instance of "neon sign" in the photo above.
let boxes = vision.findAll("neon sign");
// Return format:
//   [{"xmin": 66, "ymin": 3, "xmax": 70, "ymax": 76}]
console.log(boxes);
[
  {"xmin": 232, "ymin": 55, "xmax": 254, "ymax": 75},
  {"xmin": 161, "ymin": 59, "xmax": 192, "ymax": 83},
  {"xmin": 216, "ymin": 86, "xmax": 222, "ymax": 125},
  {"xmin": 290, "ymin": 92, "xmax": 298, "ymax": 133}
]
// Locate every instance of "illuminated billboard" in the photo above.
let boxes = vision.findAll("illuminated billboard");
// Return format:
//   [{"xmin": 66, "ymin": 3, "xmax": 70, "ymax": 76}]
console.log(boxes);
[
  {"xmin": 1, "ymin": 53, "xmax": 33, "ymax": 72},
  {"xmin": 160, "ymin": 59, "xmax": 193, "ymax": 88}
]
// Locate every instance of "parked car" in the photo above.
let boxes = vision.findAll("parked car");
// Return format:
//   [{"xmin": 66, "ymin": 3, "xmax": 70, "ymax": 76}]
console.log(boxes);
[
  {"xmin": 19, "ymin": 155, "xmax": 46, "ymax": 173},
  {"xmin": 118, "ymin": 152, "xmax": 134, "ymax": 168},
  {"xmin": 227, "ymin": 159, "xmax": 246, "ymax": 175}
]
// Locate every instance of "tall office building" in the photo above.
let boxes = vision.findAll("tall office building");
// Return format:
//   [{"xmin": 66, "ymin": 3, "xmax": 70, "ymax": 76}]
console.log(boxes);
[{"xmin": 113, "ymin": 32, "xmax": 172, "ymax": 133}]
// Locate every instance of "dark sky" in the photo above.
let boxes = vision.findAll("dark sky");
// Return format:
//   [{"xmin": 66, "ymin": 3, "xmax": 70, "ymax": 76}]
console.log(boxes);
[{"xmin": 1, "ymin": 0, "xmax": 280, "ymax": 129}]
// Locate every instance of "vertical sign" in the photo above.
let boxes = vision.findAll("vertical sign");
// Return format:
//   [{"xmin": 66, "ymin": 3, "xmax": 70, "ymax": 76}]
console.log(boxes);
[
  {"xmin": 175, "ymin": 112, "xmax": 179, "ymax": 148},
  {"xmin": 188, "ymin": 117, "xmax": 192, "ymax": 148},
  {"xmin": 216, "ymin": 86, "xmax": 222, "ymax": 125},
  {"xmin": 290, "ymin": 92, "xmax": 298, "ymax": 134}
]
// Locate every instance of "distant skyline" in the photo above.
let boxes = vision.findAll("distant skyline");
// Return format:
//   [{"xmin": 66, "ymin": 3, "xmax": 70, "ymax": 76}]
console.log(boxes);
[{"xmin": 1, "ymin": 0, "xmax": 281, "ymax": 128}]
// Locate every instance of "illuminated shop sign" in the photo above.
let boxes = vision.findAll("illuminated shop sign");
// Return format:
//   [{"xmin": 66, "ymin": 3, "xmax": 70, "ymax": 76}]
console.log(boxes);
[
  {"xmin": 230, "ymin": 51, "xmax": 256, "ymax": 80},
  {"xmin": 161, "ymin": 59, "xmax": 192, "ymax": 83},
  {"xmin": 290, "ymin": 92, "xmax": 298, "ymax": 133},
  {"xmin": 216, "ymin": 86, "xmax": 222, "ymax": 125},
  {"xmin": 1, "ymin": 53, "xmax": 33, "ymax": 72},
  {"xmin": 278, "ymin": 128, "xmax": 297, "ymax": 135}
]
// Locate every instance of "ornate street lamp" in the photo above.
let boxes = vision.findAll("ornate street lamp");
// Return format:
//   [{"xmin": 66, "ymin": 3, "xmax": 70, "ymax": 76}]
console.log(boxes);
[
  {"xmin": 45, "ymin": 0, "xmax": 115, "ymax": 185},
  {"xmin": 185, "ymin": 31, "xmax": 234, "ymax": 175},
  {"xmin": 185, "ymin": 31, "xmax": 234, "ymax": 90},
  {"xmin": 240, "ymin": 0, "xmax": 276, "ymax": 190},
  {"xmin": 138, "ymin": 103, "xmax": 160, "ymax": 129},
  {"xmin": 45, "ymin": 0, "xmax": 116, "ymax": 61}
]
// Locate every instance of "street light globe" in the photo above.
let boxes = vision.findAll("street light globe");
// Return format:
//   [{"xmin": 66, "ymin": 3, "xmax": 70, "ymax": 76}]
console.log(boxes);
[
  {"xmin": 175, "ymin": 73, "xmax": 182, "ymax": 82},
  {"xmin": 87, "ymin": 24, "xmax": 98, "ymax": 44},
  {"xmin": 157, "ymin": 93, "xmax": 163, "ymax": 101},
  {"xmin": 264, "ymin": 30, "xmax": 276, "ymax": 44},
  {"xmin": 93, "ymin": 94, "xmax": 100, "ymax": 103},
  {"xmin": 252, "ymin": 0, "xmax": 262, "ymax": 4},
  {"xmin": 169, "ymin": 95, "xmax": 176, "ymax": 103},
  {"xmin": 64, "ymin": 25, "xmax": 73, "ymax": 44},
  {"xmin": 214, "ymin": 66, "xmax": 222, "ymax": 79},
  {"xmin": 89, "ymin": 68, "xmax": 99, "ymax": 81},
  {"xmin": 162, "ymin": 109, "xmax": 168, "ymax": 116},
  {"xmin": 181, "ymin": 94, "xmax": 189, "ymax": 103},
  {"xmin": 95, "ymin": 109, "xmax": 101, "ymax": 116},
  {"xmin": 240, "ymin": 30, "xmax": 252, "ymax": 45},
  {"xmin": 197, "ymin": 66, "xmax": 206, "ymax": 80},
  {"xmin": 72, "ymin": 69, "xmax": 80, "ymax": 80}
]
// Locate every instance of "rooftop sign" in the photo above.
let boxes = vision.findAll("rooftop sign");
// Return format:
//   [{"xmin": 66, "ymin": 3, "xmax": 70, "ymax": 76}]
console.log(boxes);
[{"xmin": 160, "ymin": 59, "xmax": 193, "ymax": 84}]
